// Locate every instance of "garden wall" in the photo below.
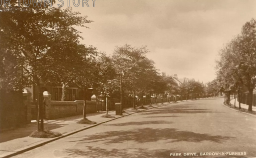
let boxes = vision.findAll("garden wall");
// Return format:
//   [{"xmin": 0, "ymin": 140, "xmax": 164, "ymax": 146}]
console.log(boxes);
[{"xmin": 45, "ymin": 99, "xmax": 97, "ymax": 119}]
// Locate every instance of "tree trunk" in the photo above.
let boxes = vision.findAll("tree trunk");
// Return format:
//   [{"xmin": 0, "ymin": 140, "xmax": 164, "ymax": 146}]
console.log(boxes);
[
  {"xmin": 120, "ymin": 74, "xmax": 123, "ymax": 114},
  {"xmin": 61, "ymin": 83, "xmax": 66, "ymax": 101},
  {"xmin": 36, "ymin": 82, "xmax": 44, "ymax": 131},
  {"xmin": 40, "ymin": 92, "xmax": 44, "ymax": 131},
  {"xmin": 83, "ymin": 100, "xmax": 87, "ymax": 119},
  {"xmin": 234, "ymin": 93, "xmax": 236, "ymax": 107},
  {"xmin": 248, "ymin": 88, "xmax": 253, "ymax": 112},
  {"xmin": 238, "ymin": 89, "xmax": 241, "ymax": 109},
  {"xmin": 106, "ymin": 96, "xmax": 108, "ymax": 115},
  {"xmin": 36, "ymin": 85, "xmax": 40, "ymax": 131},
  {"xmin": 83, "ymin": 88, "xmax": 87, "ymax": 119},
  {"xmin": 224, "ymin": 91, "xmax": 230, "ymax": 105}
]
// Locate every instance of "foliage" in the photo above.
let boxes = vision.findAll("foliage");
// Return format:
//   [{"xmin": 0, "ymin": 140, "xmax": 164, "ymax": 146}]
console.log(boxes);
[
  {"xmin": 205, "ymin": 79, "xmax": 220, "ymax": 97},
  {"xmin": 0, "ymin": 7, "xmax": 92, "ymax": 91},
  {"xmin": 216, "ymin": 19, "xmax": 256, "ymax": 111},
  {"xmin": 163, "ymin": 76, "xmax": 180, "ymax": 95},
  {"xmin": 112, "ymin": 44, "xmax": 159, "ymax": 97},
  {"xmin": 179, "ymin": 79, "xmax": 204, "ymax": 98},
  {"xmin": 93, "ymin": 53, "xmax": 118, "ymax": 96}
]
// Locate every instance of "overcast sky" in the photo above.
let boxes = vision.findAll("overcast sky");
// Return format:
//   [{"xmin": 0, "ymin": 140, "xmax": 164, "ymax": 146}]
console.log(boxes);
[{"xmin": 69, "ymin": 0, "xmax": 256, "ymax": 83}]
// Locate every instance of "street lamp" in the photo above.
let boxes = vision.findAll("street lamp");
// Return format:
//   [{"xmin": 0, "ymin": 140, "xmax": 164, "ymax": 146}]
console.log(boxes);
[
  {"xmin": 43, "ymin": 91, "xmax": 49, "ymax": 97},
  {"xmin": 189, "ymin": 89, "xmax": 192, "ymax": 100},
  {"xmin": 143, "ymin": 95, "xmax": 146, "ymax": 107},
  {"xmin": 118, "ymin": 71, "xmax": 124, "ymax": 115},
  {"xmin": 84, "ymin": 87, "xmax": 93, "ymax": 118},
  {"xmin": 38, "ymin": 87, "xmax": 48, "ymax": 131},
  {"xmin": 150, "ymin": 94, "xmax": 154, "ymax": 106},
  {"xmin": 105, "ymin": 92, "xmax": 110, "ymax": 115},
  {"xmin": 99, "ymin": 92, "xmax": 104, "ymax": 111},
  {"xmin": 135, "ymin": 95, "xmax": 138, "ymax": 106}
]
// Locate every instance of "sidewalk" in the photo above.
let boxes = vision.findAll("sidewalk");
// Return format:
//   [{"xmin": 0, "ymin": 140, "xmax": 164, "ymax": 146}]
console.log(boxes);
[
  {"xmin": 0, "ymin": 104, "xmax": 166, "ymax": 158},
  {"xmin": 226, "ymin": 98, "xmax": 256, "ymax": 115}
]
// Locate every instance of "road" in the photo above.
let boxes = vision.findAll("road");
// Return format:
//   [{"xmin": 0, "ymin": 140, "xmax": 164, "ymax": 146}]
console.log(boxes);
[{"xmin": 13, "ymin": 98, "xmax": 256, "ymax": 158}]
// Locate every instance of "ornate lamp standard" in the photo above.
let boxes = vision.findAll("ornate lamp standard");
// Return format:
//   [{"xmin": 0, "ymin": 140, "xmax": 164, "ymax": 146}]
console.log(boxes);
[
  {"xmin": 119, "ymin": 71, "xmax": 124, "ymax": 115},
  {"xmin": 77, "ymin": 87, "xmax": 96, "ymax": 124}
]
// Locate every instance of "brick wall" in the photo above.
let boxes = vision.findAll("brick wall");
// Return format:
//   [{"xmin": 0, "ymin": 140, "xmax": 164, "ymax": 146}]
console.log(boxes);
[{"xmin": 45, "ymin": 99, "xmax": 97, "ymax": 119}]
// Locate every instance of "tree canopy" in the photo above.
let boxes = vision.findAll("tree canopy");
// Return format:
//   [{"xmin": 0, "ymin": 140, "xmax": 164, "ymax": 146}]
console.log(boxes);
[{"xmin": 216, "ymin": 19, "xmax": 256, "ymax": 111}]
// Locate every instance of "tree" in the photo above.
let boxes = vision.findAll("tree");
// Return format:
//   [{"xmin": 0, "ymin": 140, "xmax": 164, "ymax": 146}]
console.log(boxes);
[
  {"xmin": 206, "ymin": 79, "xmax": 220, "ymax": 97},
  {"xmin": 0, "ymin": 6, "xmax": 92, "ymax": 133},
  {"xmin": 95, "ymin": 53, "xmax": 117, "ymax": 88},
  {"xmin": 236, "ymin": 19, "xmax": 256, "ymax": 111},
  {"xmin": 93, "ymin": 53, "xmax": 117, "ymax": 117},
  {"xmin": 216, "ymin": 36, "xmax": 243, "ymax": 105},
  {"xmin": 163, "ymin": 76, "xmax": 180, "ymax": 96},
  {"xmin": 179, "ymin": 79, "xmax": 204, "ymax": 100},
  {"xmin": 112, "ymin": 44, "xmax": 159, "ymax": 109},
  {"xmin": 216, "ymin": 19, "xmax": 256, "ymax": 111}
]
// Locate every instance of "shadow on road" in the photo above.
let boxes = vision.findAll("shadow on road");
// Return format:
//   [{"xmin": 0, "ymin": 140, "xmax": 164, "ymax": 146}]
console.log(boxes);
[
  {"xmin": 141, "ymin": 105, "xmax": 215, "ymax": 116},
  {"xmin": 72, "ymin": 127, "xmax": 233, "ymax": 144},
  {"xmin": 143, "ymin": 115, "xmax": 179, "ymax": 118},
  {"xmin": 66, "ymin": 126, "xmax": 233, "ymax": 158},
  {"xmin": 65, "ymin": 147, "xmax": 176, "ymax": 158}
]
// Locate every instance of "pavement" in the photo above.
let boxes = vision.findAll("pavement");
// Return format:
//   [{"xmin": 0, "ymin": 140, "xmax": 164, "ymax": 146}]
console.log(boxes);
[
  {"xmin": 228, "ymin": 98, "xmax": 256, "ymax": 115},
  {"xmin": 0, "ymin": 103, "xmax": 167, "ymax": 158},
  {"xmin": 0, "ymin": 98, "xmax": 255, "ymax": 158}
]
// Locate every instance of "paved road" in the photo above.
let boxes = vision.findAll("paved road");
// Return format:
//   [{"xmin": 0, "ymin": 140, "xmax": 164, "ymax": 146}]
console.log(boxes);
[{"xmin": 13, "ymin": 98, "xmax": 256, "ymax": 158}]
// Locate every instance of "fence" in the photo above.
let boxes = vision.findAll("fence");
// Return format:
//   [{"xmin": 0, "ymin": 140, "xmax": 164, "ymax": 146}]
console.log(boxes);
[{"xmin": 238, "ymin": 93, "xmax": 256, "ymax": 106}]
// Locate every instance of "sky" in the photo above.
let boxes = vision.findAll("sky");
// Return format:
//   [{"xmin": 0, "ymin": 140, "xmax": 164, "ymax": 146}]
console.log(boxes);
[{"xmin": 66, "ymin": 0, "xmax": 256, "ymax": 83}]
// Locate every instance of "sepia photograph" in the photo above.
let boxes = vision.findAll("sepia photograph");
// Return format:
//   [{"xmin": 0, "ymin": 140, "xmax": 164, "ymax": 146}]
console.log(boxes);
[{"xmin": 0, "ymin": 0, "xmax": 256, "ymax": 157}]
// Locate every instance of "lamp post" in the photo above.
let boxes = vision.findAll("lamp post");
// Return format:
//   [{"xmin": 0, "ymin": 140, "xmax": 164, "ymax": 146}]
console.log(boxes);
[
  {"xmin": 152, "ymin": 94, "xmax": 155, "ymax": 104},
  {"xmin": 84, "ymin": 87, "xmax": 93, "ymax": 118},
  {"xmin": 76, "ymin": 87, "xmax": 96, "ymax": 124},
  {"xmin": 99, "ymin": 92, "xmax": 104, "ymax": 111},
  {"xmin": 83, "ymin": 87, "xmax": 93, "ymax": 119},
  {"xmin": 143, "ymin": 95, "xmax": 146, "ymax": 107},
  {"xmin": 150, "ymin": 95, "xmax": 154, "ymax": 106},
  {"xmin": 37, "ymin": 87, "xmax": 47, "ymax": 131},
  {"xmin": 135, "ymin": 95, "xmax": 138, "ymax": 107},
  {"xmin": 119, "ymin": 71, "xmax": 124, "ymax": 115},
  {"xmin": 105, "ymin": 92, "xmax": 110, "ymax": 115},
  {"xmin": 37, "ymin": 90, "xmax": 48, "ymax": 131}
]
